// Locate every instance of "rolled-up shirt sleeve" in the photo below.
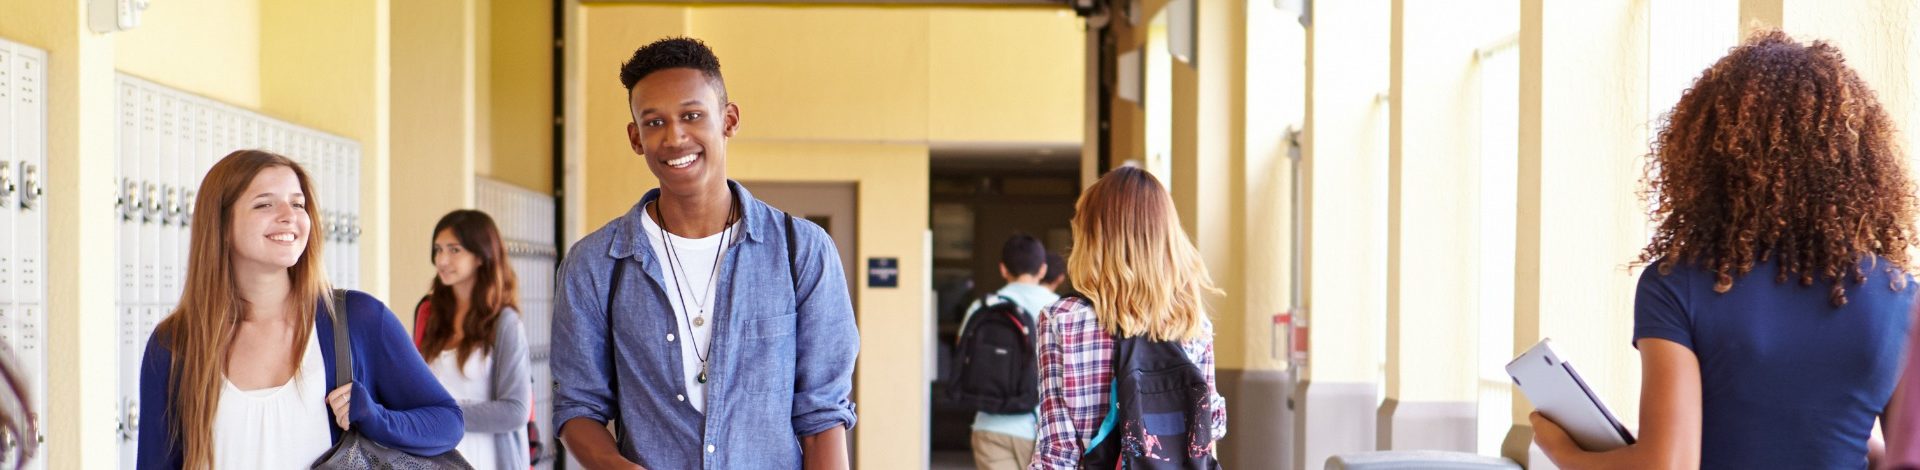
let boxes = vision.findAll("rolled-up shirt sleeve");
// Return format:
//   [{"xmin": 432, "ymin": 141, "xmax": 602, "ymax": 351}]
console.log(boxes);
[
  {"xmin": 789, "ymin": 221, "xmax": 860, "ymax": 436},
  {"xmin": 550, "ymin": 243, "xmax": 619, "ymax": 432}
]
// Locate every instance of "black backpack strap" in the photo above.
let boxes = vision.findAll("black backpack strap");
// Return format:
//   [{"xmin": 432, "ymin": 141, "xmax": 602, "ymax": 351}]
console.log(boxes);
[
  {"xmin": 785, "ymin": 212, "xmax": 800, "ymax": 293},
  {"xmin": 330, "ymin": 287, "xmax": 353, "ymax": 399},
  {"xmin": 605, "ymin": 257, "xmax": 627, "ymax": 443}
]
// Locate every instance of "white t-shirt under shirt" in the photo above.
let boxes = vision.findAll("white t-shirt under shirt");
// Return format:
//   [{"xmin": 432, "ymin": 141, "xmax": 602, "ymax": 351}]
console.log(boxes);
[
  {"xmin": 639, "ymin": 210, "xmax": 741, "ymax": 413},
  {"xmin": 428, "ymin": 349, "xmax": 497, "ymax": 468},
  {"xmin": 213, "ymin": 327, "xmax": 333, "ymax": 469}
]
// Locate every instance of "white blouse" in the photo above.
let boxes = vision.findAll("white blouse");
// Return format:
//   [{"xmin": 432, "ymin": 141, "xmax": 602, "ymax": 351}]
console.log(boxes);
[
  {"xmin": 212, "ymin": 328, "xmax": 333, "ymax": 469},
  {"xmin": 429, "ymin": 349, "xmax": 496, "ymax": 468}
]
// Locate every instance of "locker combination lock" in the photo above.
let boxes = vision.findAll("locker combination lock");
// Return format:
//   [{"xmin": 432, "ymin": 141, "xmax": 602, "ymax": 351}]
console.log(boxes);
[{"xmin": 18, "ymin": 163, "xmax": 40, "ymax": 210}]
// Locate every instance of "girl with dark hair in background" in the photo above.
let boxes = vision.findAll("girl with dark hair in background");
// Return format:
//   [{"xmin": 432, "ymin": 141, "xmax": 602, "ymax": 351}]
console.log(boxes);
[{"xmin": 413, "ymin": 209, "xmax": 531, "ymax": 470}]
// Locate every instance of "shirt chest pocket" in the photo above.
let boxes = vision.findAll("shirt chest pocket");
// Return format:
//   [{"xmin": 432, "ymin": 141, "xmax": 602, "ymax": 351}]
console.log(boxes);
[{"xmin": 741, "ymin": 313, "xmax": 797, "ymax": 393}]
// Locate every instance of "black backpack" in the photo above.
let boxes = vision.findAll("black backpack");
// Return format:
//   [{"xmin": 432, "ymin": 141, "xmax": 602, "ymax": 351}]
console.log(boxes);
[
  {"xmin": 1081, "ymin": 332, "xmax": 1221, "ymax": 470},
  {"xmin": 944, "ymin": 295, "xmax": 1040, "ymax": 414}
]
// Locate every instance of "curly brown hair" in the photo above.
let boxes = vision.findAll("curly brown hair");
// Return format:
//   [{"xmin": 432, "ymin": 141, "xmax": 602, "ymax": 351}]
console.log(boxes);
[{"xmin": 1640, "ymin": 30, "xmax": 1916, "ymax": 307}]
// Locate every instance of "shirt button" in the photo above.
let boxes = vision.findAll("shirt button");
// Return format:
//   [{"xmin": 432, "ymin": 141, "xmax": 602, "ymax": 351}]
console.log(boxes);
[
  {"xmin": 706, "ymin": 444, "xmax": 716, "ymax": 454},
  {"xmin": 667, "ymin": 333, "xmax": 676, "ymax": 342},
  {"xmin": 676, "ymin": 394, "xmax": 685, "ymax": 402}
]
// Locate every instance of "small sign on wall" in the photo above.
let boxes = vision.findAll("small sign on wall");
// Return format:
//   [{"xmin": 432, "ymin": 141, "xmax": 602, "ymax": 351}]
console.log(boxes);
[{"xmin": 868, "ymin": 257, "xmax": 899, "ymax": 288}]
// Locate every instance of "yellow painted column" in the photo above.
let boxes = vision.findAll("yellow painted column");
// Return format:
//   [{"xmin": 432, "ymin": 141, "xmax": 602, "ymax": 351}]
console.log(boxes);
[
  {"xmin": 1297, "ymin": 0, "xmax": 1390, "ymax": 467},
  {"xmin": 0, "ymin": 0, "xmax": 118, "ymax": 467},
  {"xmin": 261, "ymin": 0, "xmax": 393, "ymax": 301},
  {"xmin": 1506, "ymin": 0, "xmax": 1650, "ymax": 465},
  {"xmin": 1381, "ymin": 0, "xmax": 1515, "ymax": 453},
  {"xmin": 1168, "ymin": 0, "xmax": 1244, "ymax": 372},
  {"xmin": 1165, "ymin": 1, "xmax": 1296, "ymax": 467},
  {"xmin": 389, "ymin": 0, "xmax": 480, "ymax": 318}
]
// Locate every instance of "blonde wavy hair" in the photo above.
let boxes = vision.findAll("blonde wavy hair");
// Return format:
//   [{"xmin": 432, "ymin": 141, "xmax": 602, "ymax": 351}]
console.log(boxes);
[{"xmin": 1068, "ymin": 166, "xmax": 1221, "ymax": 342}]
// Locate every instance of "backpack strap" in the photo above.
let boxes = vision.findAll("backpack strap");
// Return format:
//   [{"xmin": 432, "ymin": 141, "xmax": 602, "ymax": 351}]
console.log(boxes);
[
  {"xmin": 411, "ymin": 295, "xmax": 430, "ymax": 347},
  {"xmin": 1085, "ymin": 382, "xmax": 1120, "ymax": 456},
  {"xmin": 605, "ymin": 257, "xmax": 628, "ymax": 444},
  {"xmin": 785, "ymin": 212, "xmax": 800, "ymax": 293},
  {"xmin": 327, "ymin": 290, "xmax": 353, "ymax": 420},
  {"xmin": 1084, "ymin": 332, "xmax": 1136, "ymax": 458}
]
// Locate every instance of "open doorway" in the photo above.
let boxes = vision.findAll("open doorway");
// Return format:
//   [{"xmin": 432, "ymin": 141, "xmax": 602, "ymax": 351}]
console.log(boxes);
[{"xmin": 926, "ymin": 145, "xmax": 1080, "ymax": 469}]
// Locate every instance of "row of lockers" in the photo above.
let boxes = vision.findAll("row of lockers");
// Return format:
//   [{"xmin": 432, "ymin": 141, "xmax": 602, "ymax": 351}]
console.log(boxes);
[
  {"xmin": 0, "ymin": 37, "xmax": 48, "ymax": 470},
  {"xmin": 474, "ymin": 177, "xmax": 561, "ymax": 469},
  {"xmin": 114, "ymin": 74, "xmax": 364, "ymax": 469}
]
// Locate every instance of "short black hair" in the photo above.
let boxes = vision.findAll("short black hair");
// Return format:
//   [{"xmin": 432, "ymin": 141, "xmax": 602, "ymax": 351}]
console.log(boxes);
[
  {"xmin": 1001, "ymin": 234, "xmax": 1047, "ymax": 277},
  {"xmin": 619, "ymin": 37, "xmax": 728, "ymax": 103},
  {"xmin": 1041, "ymin": 252, "xmax": 1067, "ymax": 285}
]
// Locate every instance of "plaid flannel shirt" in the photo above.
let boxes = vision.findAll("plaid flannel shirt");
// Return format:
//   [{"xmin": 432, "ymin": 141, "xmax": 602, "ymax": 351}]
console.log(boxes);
[{"xmin": 1028, "ymin": 296, "xmax": 1227, "ymax": 469}]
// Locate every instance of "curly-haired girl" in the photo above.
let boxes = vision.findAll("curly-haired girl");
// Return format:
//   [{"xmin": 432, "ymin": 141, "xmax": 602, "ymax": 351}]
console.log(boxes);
[{"xmin": 1533, "ymin": 30, "xmax": 1917, "ymax": 469}]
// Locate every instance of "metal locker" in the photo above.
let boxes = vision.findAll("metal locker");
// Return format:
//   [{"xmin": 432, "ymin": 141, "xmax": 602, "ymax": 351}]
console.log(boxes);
[
  {"xmin": 345, "ymin": 141, "xmax": 361, "ymax": 289},
  {"xmin": 115, "ymin": 78, "xmax": 143, "ymax": 469},
  {"xmin": 327, "ymin": 140, "xmax": 343, "ymax": 287},
  {"xmin": 0, "ymin": 48, "xmax": 16, "ymax": 466},
  {"xmin": 8, "ymin": 42, "xmax": 46, "ymax": 470},
  {"xmin": 324, "ymin": 139, "xmax": 338, "ymax": 287},
  {"xmin": 240, "ymin": 115, "xmax": 256, "ymax": 150},
  {"xmin": 0, "ymin": 48, "xmax": 16, "ymax": 312},
  {"xmin": 138, "ymin": 90, "xmax": 162, "ymax": 368},
  {"xmin": 327, "ymin": 139, "xmax": 345, "ymax": 288},
  {"xmin": 155, "ymin": 93, "xmax": 180, "ymax": 327}
]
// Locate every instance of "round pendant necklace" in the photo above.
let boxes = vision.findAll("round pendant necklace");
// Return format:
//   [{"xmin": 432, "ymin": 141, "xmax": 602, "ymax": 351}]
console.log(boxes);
[{"xmin": 656, "ymin": 197, "xmax": 737, "ymax": 384}]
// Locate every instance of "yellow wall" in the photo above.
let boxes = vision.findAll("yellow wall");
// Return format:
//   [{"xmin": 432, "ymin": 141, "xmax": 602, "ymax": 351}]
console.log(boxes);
[
  {"xmin": 927, "ymin": 9, "xmax": 1084, "ymax": 144},
  {"xmin": 261, "ymin": 0, "xmax": 393, "ymax": 301},
  {"xmin": 487, "ymin": 0, "xmax": 554, "ymax": 192},
  {"xmin": 113, "ymin": 0, "xmax": 261, "ymax": 108},
  {"xmin": 390, "ymin": 0, "xmax": 479, "ymax": 304},
  {"xmin": 693, "ymin": 7, "xmax": 931, "ymax": 143}
]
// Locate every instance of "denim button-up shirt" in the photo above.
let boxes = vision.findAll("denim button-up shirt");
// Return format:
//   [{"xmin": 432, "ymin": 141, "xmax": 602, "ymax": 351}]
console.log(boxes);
[{"xmin": 551, "ymin": 181, "xmax": 860, "ymax": 469}]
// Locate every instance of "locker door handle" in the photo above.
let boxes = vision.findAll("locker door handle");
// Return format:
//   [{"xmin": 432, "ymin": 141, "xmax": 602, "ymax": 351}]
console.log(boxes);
[
  {"xmin": 118, "ymin": 398, "xmax": 138, "ymax": 442},
  {"xmin": 0, "ymin": 161, "xmax": 14, "ymax": 207},
  {"xmin": 321, "ymin": 211, "xmax": 337, "ymax": 241},
  {"xmin": 142, "ymin": 182, "xmax": 161, "ymax": 223},
  {"xmin": 163, "ymin": 186, "xmax": 181, "ymax": 224},
  {"xmin": 18, "ymin": 163, "xmax": 40, "ymax": 210},
  {"xmin": 183, "ymin": 191, "xmax": 196, "ymax": 220},
  {"xmin": 120, "ymin": 178, "xmax": 141, "ymax": 220}
]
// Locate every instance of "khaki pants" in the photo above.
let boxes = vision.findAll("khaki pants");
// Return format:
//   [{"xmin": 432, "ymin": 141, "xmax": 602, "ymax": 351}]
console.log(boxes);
[{"xmin": 971, "ymin": 431, "xmax": 1036, "ymax": 470}]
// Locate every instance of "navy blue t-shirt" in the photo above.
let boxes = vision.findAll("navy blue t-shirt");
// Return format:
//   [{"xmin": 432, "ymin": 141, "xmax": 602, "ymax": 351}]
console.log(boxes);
[{"xmin": 1635, "ymin": 258, "xmax": 1915, "ymax": 469}]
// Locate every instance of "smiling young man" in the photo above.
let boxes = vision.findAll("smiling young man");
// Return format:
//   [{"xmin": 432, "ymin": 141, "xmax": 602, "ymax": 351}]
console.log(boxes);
[{"xmin": 551, "ymin": 37, "xmax": 859, "ymax": 469}]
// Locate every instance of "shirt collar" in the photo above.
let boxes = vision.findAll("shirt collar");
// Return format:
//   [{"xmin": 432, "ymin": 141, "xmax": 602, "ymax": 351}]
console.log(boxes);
[{"xmin": 608, "ymin": 180, "xmax": 773, "ymax": 259}]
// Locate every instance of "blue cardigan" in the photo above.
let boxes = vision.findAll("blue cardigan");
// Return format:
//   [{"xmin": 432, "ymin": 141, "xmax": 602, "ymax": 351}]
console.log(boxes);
[{"xmin": 137, "ymin": 290, "xmax": 464, "ymax": 469}]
